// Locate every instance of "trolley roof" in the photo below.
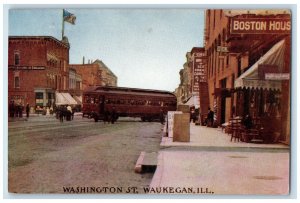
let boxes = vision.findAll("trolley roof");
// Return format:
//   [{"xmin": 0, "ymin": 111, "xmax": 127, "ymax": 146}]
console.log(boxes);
[{"xmin": 83, "ymin": 86, "xmax": 176, "ymax": 98}]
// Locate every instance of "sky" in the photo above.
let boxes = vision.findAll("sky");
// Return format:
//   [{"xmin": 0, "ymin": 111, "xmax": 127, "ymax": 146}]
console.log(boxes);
[{"xmin": 9, "ymin": 8, "xmax": 204, "ymax": 92}]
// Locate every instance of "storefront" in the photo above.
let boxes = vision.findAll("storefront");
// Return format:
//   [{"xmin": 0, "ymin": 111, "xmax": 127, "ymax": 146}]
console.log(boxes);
[
  {"xmin": 34, "ymin": 88, "xmax": 55, "ymax": 108},
  {"xmin": 234, "ymin": 39, "xmax": 290, "ymax": 143}
]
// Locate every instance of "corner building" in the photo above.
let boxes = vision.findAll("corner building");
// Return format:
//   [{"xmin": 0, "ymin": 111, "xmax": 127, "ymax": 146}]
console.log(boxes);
[
  {"xmin": 8, "ymin": 36, "xmax": 70, "ymax": 108},
  {"xmin": 204, "ymin": 9, "xmax": 291, "ymax": 144}
]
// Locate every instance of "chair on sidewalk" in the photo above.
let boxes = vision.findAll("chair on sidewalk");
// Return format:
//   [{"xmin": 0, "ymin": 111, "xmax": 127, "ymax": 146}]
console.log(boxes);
[
  {"xmin": 240, "ymin": 127, "xmax": 260, "ymax": 143},
  {"xmin": 229, "ymin": 118, "xmax": 242, "ymax": 142},
  {"xmin": 240, "ymin": 117, "xmax": 262, "ymax": 143}
]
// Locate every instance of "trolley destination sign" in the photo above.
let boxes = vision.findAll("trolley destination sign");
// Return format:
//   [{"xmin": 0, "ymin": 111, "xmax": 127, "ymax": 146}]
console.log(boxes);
[{"xmin": 230, "ymin": 18, "xmax": 291, "ymax": 34}]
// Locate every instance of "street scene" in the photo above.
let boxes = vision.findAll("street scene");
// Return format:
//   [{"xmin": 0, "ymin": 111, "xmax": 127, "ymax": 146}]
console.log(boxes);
[{"xmin": 7, "ymin": 8, "xmax": 291, "ymax": 196}]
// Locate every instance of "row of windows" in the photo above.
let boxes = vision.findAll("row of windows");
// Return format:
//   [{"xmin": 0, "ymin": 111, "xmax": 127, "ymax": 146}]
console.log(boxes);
[
  {"xmin": 84, "ymin": 96, "xmax": 176, "ymax": 107},
  {"xmin": 14, "ymin": 51, "xmax": 67, "ymax": 72},
  {"xmin": 13, "ymin": 75, "xmax": 73, "ymax": 91}
]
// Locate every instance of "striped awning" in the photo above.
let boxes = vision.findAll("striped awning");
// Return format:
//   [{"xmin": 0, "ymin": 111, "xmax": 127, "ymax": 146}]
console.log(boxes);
[
  {"xmin": 55, "ymin": 92, "xmax": 78, "ymax": 105},
  {"xmin": 73, "ymin": 96, "xmax": 82, "ymax": 104},
  {"xmin": 234, "ymin": 39, "xmax": 286, "ymax": 90}
]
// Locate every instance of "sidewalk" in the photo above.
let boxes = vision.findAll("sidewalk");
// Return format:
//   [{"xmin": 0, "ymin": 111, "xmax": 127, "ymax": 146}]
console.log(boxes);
[
  {"xmin": 161, "ymin": 124, "xmax": 289, "ymax": 150},
  {"xmin": 149, "ymin": 124, "xmax": 290, "ymax": 195}
]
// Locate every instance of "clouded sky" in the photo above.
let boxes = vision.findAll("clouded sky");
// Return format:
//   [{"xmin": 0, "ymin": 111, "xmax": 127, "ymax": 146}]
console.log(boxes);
[{"xmin": 9, "ymin": 8, "xmax": 204, "ymax": 91}]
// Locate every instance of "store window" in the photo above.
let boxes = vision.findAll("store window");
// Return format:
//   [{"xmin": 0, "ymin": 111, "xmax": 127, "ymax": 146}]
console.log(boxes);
[{"xmin": 35, "ymin": 92, "xmax": 44, "ymax": 107}]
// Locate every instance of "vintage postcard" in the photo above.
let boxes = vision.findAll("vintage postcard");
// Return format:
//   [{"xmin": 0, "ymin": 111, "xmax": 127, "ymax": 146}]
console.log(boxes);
[{"xmin": 6, "ymin": 7, "xmax": 291, "ymax": 196}]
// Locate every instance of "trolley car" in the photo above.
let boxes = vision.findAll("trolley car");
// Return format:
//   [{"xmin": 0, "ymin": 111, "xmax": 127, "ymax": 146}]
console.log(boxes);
[{"xmin": 82, "ymin": 86, "xmax": 177, "ymax": 122}]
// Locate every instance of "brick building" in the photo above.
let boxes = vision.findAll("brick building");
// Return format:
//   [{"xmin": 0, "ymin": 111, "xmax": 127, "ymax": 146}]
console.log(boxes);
[
  {"xmin": 8, "ymin": 36, "xmax": 70, "ymax": 109},
  {"xmin": 204, "ymin": 9, "xmax": 291, "ymax": 143},
  {"xmin": 175, "ymin": 52, "xmax": 192, "ymax": 104},
  {"xmin": 68, "ymin": 67, "xmax": 82, "ymax": 104},
  {"xmin": 93, "ymin": 59, "xmax": 118, "ymax": 87},
  {"xmin": 69, "ymin": 63, "xmax": 103, "ymax": 91},
  {"xmin": 70, "ymin": 59, "xmax": 117, "ymax": 91},
  {"xmin": 175, "ymin": 47, "xmax": 208, "ymax": 123}
]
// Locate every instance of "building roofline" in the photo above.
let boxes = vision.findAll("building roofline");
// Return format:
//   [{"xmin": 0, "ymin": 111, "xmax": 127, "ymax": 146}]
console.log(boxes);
[
  {"xmin": 93, "ymin": 59, "xmax": 118, "ymax": 78},
  {"xmin": 9, "ymin": 36, "xmax": 70, "ymax": 49},
  {"xmin": 191, "ymin": 47, "xmax": 205, "ymax": 54}
]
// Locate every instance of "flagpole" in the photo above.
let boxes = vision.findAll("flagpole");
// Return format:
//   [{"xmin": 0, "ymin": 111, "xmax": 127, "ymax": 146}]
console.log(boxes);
[{"xmin": 62, "ymin": 9, "xmax": 65, "ymax": 40}]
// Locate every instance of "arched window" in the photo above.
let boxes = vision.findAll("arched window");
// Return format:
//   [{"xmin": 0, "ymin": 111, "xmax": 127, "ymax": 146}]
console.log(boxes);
[
  {"xmin": 14, "ymin": 76, "xmax": 20, "ymax": 88},
  {"xmin": 14, "ymin": 52, "xmax": 20, "ymax": 65}
]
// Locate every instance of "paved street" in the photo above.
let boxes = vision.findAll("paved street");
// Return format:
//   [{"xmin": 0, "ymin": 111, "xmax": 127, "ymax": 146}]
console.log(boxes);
[
  {"xmin": 7, "ymin": 115, "xmax": 290, "ymax": 195},
  {"xmin": 8, "ymin": 114, "xmax": 163, "ymax": 194}
]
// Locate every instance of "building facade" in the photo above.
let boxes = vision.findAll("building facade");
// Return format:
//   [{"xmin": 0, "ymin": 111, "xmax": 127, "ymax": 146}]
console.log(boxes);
[
  {"xmin": 190, "ymin": 47, "xmax": 209, "ymax": 123},
  {"xmin": 175, "ymin": 52, "xmax": 193, "ymax": 104},
  {"xmin": 93, "ymin": 59, "xmax": 118, "ymax": 87},
  {"xmin": 70, "ymin": 63, "xmax": 103, "ymax": 91},
  {"xmin": 68, "ymin": 67, "xmax": 82, "ymax": 104},
  {"xmin": 8, "ymin": 36, "xmax": 70, "ymax": 109},
  {"xmin": 174, "ymin": 48, "xmax": 208, "ymax": 123},
  {"xmin": 204, "ymin": 9, "xmax": 291, "ymax": 143},
  {"xmin": 71, "ymin": 59, "xmax": 117, "ymax": 91}
]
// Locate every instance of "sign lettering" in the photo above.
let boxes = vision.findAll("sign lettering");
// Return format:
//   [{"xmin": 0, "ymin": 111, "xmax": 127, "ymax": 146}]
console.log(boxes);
[
  {"xmin": 265, "ymin": 73, "xmax": 290, "ymax": 80},
  {"xmin": 193, "ymin": 56, "xmax": 207, "ymax": 92},
  {"xmin": 9, "ymin": 66, "xmax": 45, "ymax": 70},
  {"xmin": 231, "ymin": 18, "xmax": 291, "ymax": 34}
]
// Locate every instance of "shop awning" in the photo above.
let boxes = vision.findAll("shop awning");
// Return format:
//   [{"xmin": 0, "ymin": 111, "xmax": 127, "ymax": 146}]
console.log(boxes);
[
  {"xmin": 73, "ymin": 96, "xmax": 82, "ymax": 105},
  {"xmin": 184, "ymin": 95, "xmax": 200, "ymax": 109},
  {"xmin": 55, "ymin": 92, "xmax": 78, "ymax": 105},
  {"xmin": 234, "ymin": 39, "xmax": 286, "ymax": 90}
]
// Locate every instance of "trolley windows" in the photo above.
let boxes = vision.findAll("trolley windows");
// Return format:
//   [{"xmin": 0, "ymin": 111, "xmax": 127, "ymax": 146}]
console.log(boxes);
[{"xmin": 83, "ymin": 94, "xmax": 177, "ymax": 107}]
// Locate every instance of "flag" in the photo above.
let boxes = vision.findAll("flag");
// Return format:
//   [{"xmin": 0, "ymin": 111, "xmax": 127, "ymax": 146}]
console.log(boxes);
[{"xmin": 63, "ymin": 9, "xmax": 76, "ymax": 25}]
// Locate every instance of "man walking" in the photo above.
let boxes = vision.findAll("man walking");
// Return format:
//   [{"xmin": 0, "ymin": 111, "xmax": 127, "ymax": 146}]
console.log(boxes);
[{"xmin": 26, "ymin": 103, "xmax": 30, "ymax": 118}]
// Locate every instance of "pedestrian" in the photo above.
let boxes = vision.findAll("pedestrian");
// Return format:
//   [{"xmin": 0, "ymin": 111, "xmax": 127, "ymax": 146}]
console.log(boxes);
[
  {"xmin": 17, "ymin": 104, "xmax": 23, "ymax": 118},
  {"xmin": 71, "ymin": 107, "xmax": 75, "ymax": 120},
  {"xmin": 242, "ymin": 114, "xmax": 253, "ymax": 130},
  {"xmin": 59, "ymin": 106, "xmax": 64, "ymax": 123},
  {"xmin": 190, "ymin": 108, "xmax": 195, "ymax": 123},
  {"xmin": 9, "ymin": 100, "xmax": 15, "ymax": 118},
  {"xmin": 50, "ymin": 106, "xmax": 54, "ymax": 115},
  {"xmin": 207, "ymin": 107, "xmax": 214, "ymax": 127},
  {"xmin": 160, "ymin": 109, "xmax": 165, "ymax": 125},
  {"xmin": 103, "ymin": 110, "xmax": 109, "ymax": 124},
  {"xmin": 67, "ymin": 105, "xmax": 72, "ymax": 121},
  {"xmin": 26, "ymin": 103, "xmax": 30, "ymax": 118},
  {"xmin": 111, "ymin": 106, "xmax": 116, "ymax": 124}
]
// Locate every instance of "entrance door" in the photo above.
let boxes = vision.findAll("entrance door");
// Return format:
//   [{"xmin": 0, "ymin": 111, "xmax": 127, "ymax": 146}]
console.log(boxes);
[{"xmin": 220, "ymin": 78, "xmax": 227, "ymax": 124}]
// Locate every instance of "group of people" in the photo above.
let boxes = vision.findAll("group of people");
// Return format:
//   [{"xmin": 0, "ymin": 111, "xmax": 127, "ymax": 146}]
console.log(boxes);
[
  {"xmin": 56, "ymin": 105, "xmax": 74, "ymax": 123},
  {"xmin": 9, "ymin": 100, "xmax": 30, "ymax": 118},
  {"xmin": 102, "ymin": 107, "xmax": 117, "ymax": 124}
]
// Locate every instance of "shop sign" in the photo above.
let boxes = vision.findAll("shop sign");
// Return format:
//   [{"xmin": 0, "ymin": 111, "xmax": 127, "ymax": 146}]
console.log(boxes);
[
  {"xmin": 265, "ymin": 73, "xmax": 290, "ymax": 80},
  {"xmin": 217, "ymin": 46, "xmax": 229, "ymax": 53},
  {"xmin": 9, "ymin": 66, "xmax": 45, "ymax": 70},
  {"xmin": 194, "ymin": 52, "xmax": 206, "ymax": 57},
  {"xmin": 230, "ymin": 18, "xmax": 291, "ymax": 34},
  {"xmin": 193, "ymin": 57, "xmax": 207, "ymax": 92}
]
